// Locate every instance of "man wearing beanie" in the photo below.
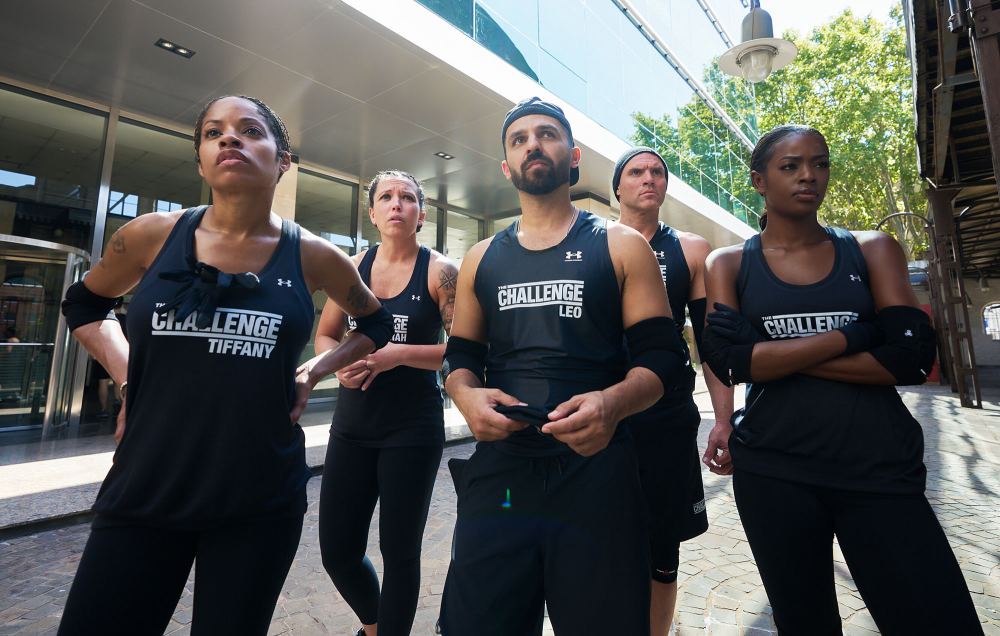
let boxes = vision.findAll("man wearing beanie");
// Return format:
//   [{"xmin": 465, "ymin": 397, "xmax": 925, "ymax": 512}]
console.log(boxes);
[
  {"xmin": 613, "ymin": 147, "xmax": 735, "ymax": 635},
  {"xmin": 437, "ymin": 99, "xmax": 693, "ymax": 634}
]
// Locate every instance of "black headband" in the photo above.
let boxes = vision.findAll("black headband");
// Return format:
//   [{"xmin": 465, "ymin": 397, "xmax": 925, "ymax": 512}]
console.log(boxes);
[{"xmin": 501, "ymin": 97, "xmax": 579, "ymax": 186}]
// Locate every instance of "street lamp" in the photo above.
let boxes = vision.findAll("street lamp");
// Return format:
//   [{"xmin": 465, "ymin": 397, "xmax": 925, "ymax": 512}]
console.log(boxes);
[{"xmin": 719, "ymin": 0, "xmax": 797, "ymax": 83}]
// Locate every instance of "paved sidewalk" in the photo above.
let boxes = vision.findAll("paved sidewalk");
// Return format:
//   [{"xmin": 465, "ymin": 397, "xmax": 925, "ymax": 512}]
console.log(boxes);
[{"xmin": 1, "ymin": 382, "xmax": 998, "ymax": 634}]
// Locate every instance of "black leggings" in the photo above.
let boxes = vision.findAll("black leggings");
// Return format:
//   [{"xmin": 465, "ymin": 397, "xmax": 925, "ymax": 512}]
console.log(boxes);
[
  {"xmin": 733, "ymin": 470, "xmax": 982, "ymax": 635},
  {"xmin": 319, "ymin": 438, "xmax": 442, "ymax": 636},
  {"xmin": 58, "ymin": 513, "xmax": 303, "ymax": 636}
]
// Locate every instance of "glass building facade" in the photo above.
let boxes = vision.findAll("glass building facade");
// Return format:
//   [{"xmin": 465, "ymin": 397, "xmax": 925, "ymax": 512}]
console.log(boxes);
[{"xmin": 418, "ymin": 0, "xmax": 763, "ymax": 227}]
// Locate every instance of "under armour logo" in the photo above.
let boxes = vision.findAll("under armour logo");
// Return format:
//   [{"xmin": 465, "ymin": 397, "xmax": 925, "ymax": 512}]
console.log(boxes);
[
  {"xmin": 849, "ymin": 275, "xmax": 862, "ymax": 282},
  {"xmin": 411, "ymin": 295, "xmax": 421, "ymax": 301},
  {"xmin": 565, "ymin": 251, "xmax": 583, "ymax": 261},
  {"xmin": 277, "ymin": 278, "xmax": 292, "ymax": 287},
  {"xmin": 654, "ymin": 251, "xmax": 666, "ymax": 259},
  {"xmin": 905, "ymin": 329, "xmax": 913, "ymax": 337}
]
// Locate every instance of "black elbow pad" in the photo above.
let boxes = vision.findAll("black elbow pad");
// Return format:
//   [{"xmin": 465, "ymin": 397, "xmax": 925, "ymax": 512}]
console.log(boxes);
[
  {"xmin": 443, "ymin": 336, "xmax": 488, "ymax": 385},
  {"xmin": 625, "ymin": 316, "xmax": 695, "ymax": 394},
  {"xmin": 353, "ymin": 305, "xmax": 393, "ymax": 350},
  {"xmin": 869, "ymin": 306, "xmax": 936, "ymax": 385},
  {"xmin": 61, "ymin": 280, "xmax": 121, "ymax": 331}
]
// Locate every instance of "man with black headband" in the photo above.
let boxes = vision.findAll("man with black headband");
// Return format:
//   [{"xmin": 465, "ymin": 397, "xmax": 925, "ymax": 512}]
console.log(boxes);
[
  {"xmin": 437, "ymin": 98, "xmax": 693, "ymax": 634},
  {"xmin": 613, "ymin": 146, "xmax": 734, "ymax": 635}
]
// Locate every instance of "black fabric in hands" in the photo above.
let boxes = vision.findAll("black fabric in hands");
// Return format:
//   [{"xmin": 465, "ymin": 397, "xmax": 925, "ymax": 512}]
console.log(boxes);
[
  {"xmin": 705, "ymin": 303, "xmax": 767, "ymax": 345},
  {"xmin": 494, "ymin": 404, "xmax": 549, "ymax": 430},
  {"xmin": 158, "ymin": 261, "xmax": 260, "ymax": 329},
  {"xmin": 837, "ymin": 320, "xmax": 883, "ymax": 356}
]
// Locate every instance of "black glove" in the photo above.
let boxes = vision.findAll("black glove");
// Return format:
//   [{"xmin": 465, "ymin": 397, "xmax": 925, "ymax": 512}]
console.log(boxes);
[
  {"xmin": 838, "ymin": 320, "xmax": 883, "ymax": 355},
  {"xmin": 706, "ymin": 303, "xmax": 767, "ymax": 345},
  {"xmin": 701, "ymin": 325, "xmax": 755, "ymax": 387}
]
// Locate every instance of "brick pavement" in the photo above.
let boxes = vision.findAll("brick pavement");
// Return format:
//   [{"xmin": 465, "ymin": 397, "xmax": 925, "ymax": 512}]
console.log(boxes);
[{"xmin": 1, "ymin": 383, "xmax": 998, "ymax": 635}]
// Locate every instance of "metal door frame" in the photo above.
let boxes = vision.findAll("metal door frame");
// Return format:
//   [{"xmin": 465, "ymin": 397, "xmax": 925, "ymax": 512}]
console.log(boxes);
[{"xmin": 0, "ymin": 234, "xmax": 91, "ymax": 437}]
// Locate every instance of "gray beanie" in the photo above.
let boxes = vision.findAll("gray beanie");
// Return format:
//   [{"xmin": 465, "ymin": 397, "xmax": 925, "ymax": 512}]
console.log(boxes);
[{"xmin": 612, "ymin": 146, "xmax": 667, "ymax": 201}]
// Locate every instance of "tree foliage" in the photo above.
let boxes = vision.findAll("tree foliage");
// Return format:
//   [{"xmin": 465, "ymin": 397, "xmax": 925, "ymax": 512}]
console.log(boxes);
[
  {"xmin": 631, "ymin": 7, "xmax": 925, "ymax": 254},
  {"xmin": 755, "ymin": 6, "xmax": 925, "ymax": 254}
]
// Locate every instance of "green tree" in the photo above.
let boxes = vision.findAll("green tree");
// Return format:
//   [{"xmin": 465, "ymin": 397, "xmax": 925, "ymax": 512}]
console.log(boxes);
[
  {"xmin": 754, "ymin": 6, "xmax": 925, "ymax": 254},
  {"xmin": 631, "ymin": 7, "xmax": 925, "ymax": 253}
]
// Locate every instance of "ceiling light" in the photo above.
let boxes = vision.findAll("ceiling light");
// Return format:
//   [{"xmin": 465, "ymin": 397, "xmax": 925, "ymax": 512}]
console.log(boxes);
[
  {"xmin": 155, "ymin": 38, "xmax": 196, "ymax": 59},
  {"xmin": 434, "ymin": 152, "xmax": 455, "ymax": 160},
  {"xmin": 718, "ymin": 1, "xmax": 795, "ymax": 83}
]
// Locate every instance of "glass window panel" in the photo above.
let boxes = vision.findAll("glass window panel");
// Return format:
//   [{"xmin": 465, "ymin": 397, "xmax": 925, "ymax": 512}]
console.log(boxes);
[
  {"xmin": 294, "ymin": 169, "xmax": 358, "ymax": 398},
  {"xmin": 416, "ymin": 0, "xmax": 473, "ymax": 35},
  {"xmin": 296, "ymin": 169, "xmax": 356, "ymax": 254},
  {"xmin": 446, "ymin": 211, "xmax": 480, "ymax": 262},
  {"xmin": 0, "ymin": 86, "xmax": 105, "ymax": 250},
  {"xmin": 104, "ymin": 119, "xmax": 203, "ymax": 246},
  {"xmin": 474, "ymin": 5, "xmax": 540, "ymax": 81},
  {"xmin": 478, "ymin": 0, "xmax": 537, "ymax": 41},
  {"xmin": 538, "ymin": 0, "xmax": 587, "ymax": 78}
]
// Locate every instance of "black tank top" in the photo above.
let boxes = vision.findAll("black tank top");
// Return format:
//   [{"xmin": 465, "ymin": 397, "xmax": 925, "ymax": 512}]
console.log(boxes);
[
  {"xmin": 732, "ymin": 227, "xmax": 926, "ymax": 493},
  {"xmin": 476, "ymin": 210, "xmax": 627, "ymax": 456},
  {"xmin": 628, "ymin": 223, "xmax": 696, "ymax": 423},
  {"xmin": 333, "ymin": 245, "xmax": 444, "ymax": 447},
  {"xmin": 95, "ymin": 206, "xmax": 315, "ymax": 526},
  {"xmin": 651, "ymin": 223, "xmax": 691, "ymax": 330}
]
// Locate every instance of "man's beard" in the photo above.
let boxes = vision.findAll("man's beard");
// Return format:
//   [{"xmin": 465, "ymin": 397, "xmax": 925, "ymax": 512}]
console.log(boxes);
[{"xmin": 510, "ymin": 151, "xmax": 570, "ymax": 195}]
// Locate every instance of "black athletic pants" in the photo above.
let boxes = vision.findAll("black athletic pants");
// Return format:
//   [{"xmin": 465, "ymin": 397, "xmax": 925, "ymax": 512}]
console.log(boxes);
[
  {"xmin": 318, "ymin": 437, "xmax": 442, "ymax": 636},
  {"xmin": 733, "ymin": 470, "xmax": 983, "ymax": 635},
  {"xmin": 58, "ymin": 513, "xmax": 303, "ymax": 636},
  {"xmin": 438, "ymin": 440, "xmax": 650, "ymax": 635}
]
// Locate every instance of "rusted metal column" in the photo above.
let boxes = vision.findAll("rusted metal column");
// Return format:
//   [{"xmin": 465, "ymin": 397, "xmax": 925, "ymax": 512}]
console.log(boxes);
[{"xmin": 927, "ymin": 187, "xmax": 982, "ymax": 407}]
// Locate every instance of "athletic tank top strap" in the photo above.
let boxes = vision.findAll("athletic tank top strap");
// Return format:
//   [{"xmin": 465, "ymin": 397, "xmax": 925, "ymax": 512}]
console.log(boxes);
[
  {"xmin": 357, "ymin": 246, "xmax": 378, "ymax": 284},
  {"xmin": 735, "ymin": 233, "xmax": 760, "ymax": 300},
  {"xmin": 650, "ymin": 223, "xmax": 691, "ymax": 329},
  {"xmin": 829, "ymin": 227, "xmax": 869, "ymax": 282}
]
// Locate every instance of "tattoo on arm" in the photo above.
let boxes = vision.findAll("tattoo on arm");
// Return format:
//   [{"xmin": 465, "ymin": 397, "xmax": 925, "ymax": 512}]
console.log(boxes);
[
  {"xmin": 438, "ymin": 264, "xmax": 458, "ymax": 333},
  {"xmin": 346, "ymin": 283, "xmax": 373, "ymax": 315},
  {"xmin": 111, "ymin": 231, "xmax": 126, "ymax": 255},
  {"xmin": 438, "ymin": 264, "xmax": 458, "ymax": 292}
]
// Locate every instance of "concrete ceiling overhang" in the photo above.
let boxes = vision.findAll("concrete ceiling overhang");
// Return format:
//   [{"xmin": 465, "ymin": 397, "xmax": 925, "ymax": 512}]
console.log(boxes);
[{"xmin": 0, "ymin": 0, "xmax": 753, "ymax": 246}]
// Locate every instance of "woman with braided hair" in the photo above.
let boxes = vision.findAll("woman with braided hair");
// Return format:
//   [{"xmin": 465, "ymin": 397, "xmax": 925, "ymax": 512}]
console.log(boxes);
[
  {"xmin": 701, "ymin": 124, "xmax": 981, "ymax": 635},
  {"xmin": 58, "ymin": 95, "xmax": 392, "ymax": 635}
]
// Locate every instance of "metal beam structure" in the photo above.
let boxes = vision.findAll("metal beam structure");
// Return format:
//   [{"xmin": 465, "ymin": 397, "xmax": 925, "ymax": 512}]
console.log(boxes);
[
  {"xmin": 928, "ymin": 189, "xmax": 982, "ymax": 407},
  {"xmin": 907, "ymin": 0, "xmax": 1000, "ymax": 403}
]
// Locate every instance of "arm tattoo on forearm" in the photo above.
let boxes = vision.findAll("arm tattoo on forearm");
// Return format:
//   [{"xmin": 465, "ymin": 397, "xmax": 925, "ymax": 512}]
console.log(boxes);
[
  {"xmin": 438, "ymin": 264, "xmax": 458, "ymax": 333},
  {"xmin": 346, "ymin": 283, "xmax": 373, "ymax": 315}
]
